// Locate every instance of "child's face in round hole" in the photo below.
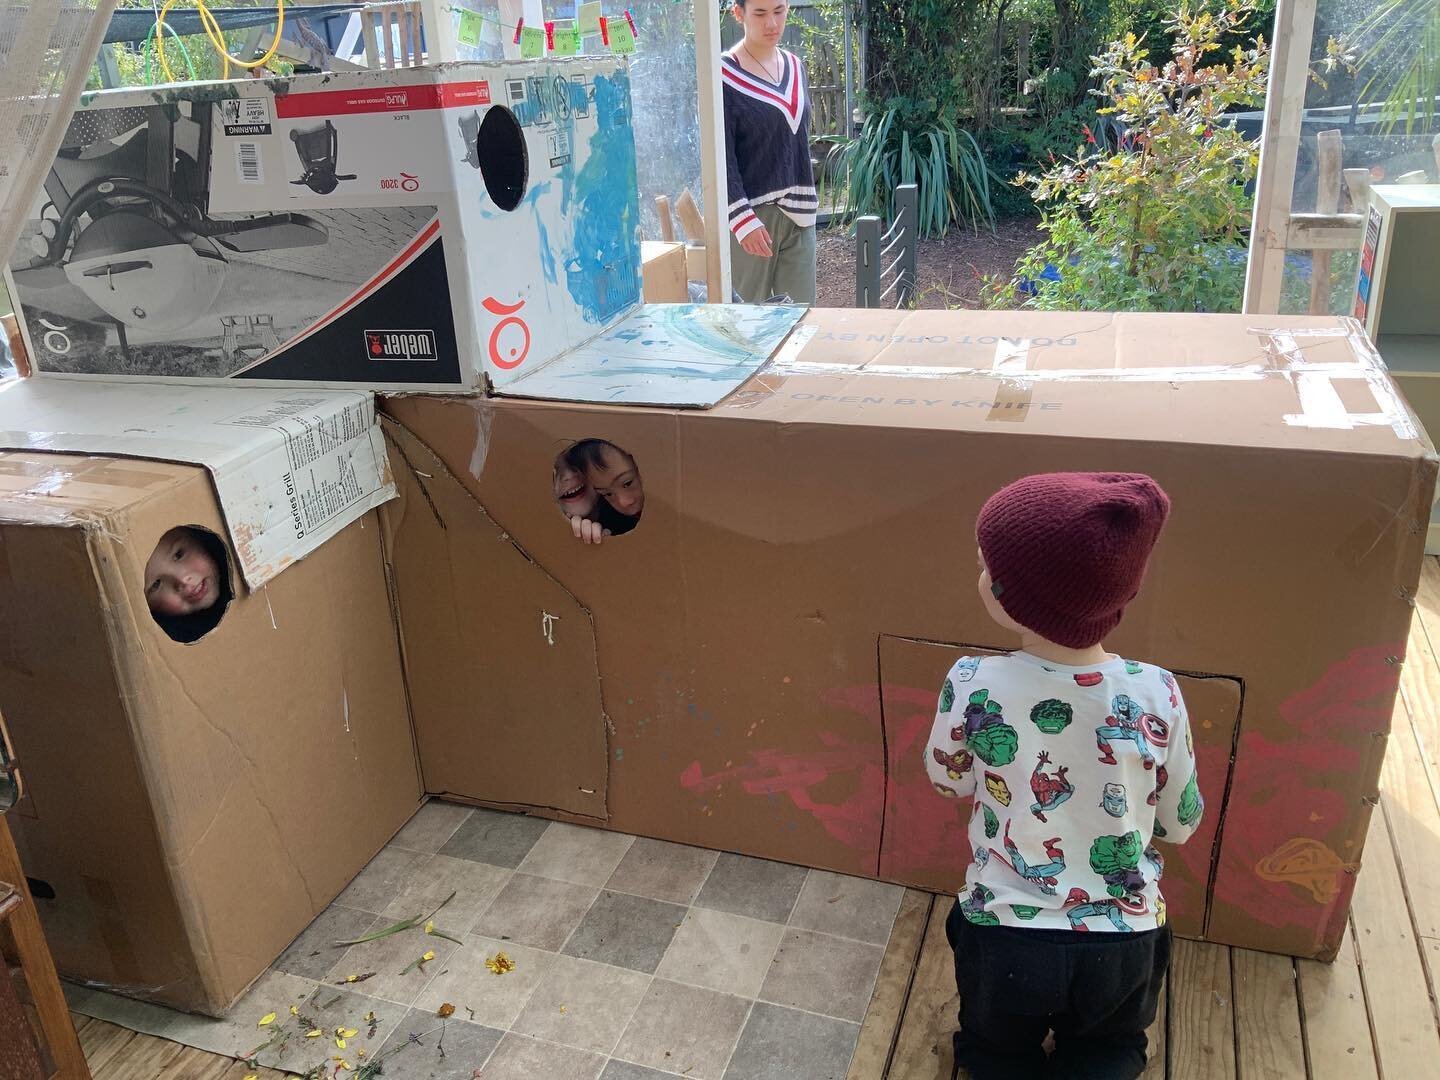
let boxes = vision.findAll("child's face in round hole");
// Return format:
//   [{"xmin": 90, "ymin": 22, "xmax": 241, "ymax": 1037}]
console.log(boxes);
[
  {"xmin": 586, "ymin": 445, "xmax": 644, "ymax": 517},
  {"xmin": 978, "ymin": 549, "xmax": 1023, "ymax": 634},
  {"xmin": 145, "ymin": 528, "xmax": 221, "ymax": 617},
  {"xmin": 553, "ymin": 459, "xmax": 599, "ymax": 519}
]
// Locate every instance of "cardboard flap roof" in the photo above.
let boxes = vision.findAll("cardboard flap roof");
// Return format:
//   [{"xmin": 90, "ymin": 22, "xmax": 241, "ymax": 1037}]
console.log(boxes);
[
  {"xmin": 714, "ymin": 310, "xmax": 1436, "ymax": 458},
  {"xmin": 495, "ymin": 303, "xmax": 806, "ymax": 408},
  {"xmin": 0, "ymin": 451, "xmax": 192, "ymax": 525},
  {"xmin": 0, "ymin": 379, "xmax": 395, "ymax": 587}
]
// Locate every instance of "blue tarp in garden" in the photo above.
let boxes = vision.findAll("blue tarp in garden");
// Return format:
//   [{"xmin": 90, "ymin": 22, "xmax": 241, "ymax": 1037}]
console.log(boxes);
[{"xmin": 103, "ymin": 5, "xmax": 364, "ymax": 47}]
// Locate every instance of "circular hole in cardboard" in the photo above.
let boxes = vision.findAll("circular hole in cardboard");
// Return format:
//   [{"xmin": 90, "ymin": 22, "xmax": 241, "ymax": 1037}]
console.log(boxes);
[
  {"xmin": 476, "ymin": 106, "xmax": 528, "ymax": 212},
  {"xmin": 143, "ymin": 525, "xmax": 235, "ymax": 644},
  {"xmin": 553, "ymin": 439, "xmax": 644, "ymax": 541}
]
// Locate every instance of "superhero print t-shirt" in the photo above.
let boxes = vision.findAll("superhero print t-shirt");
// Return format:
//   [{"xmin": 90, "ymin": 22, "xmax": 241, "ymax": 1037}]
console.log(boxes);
[{"xmin": 923, "ymin": 652, "xmax": 1203, "ymax": 932}]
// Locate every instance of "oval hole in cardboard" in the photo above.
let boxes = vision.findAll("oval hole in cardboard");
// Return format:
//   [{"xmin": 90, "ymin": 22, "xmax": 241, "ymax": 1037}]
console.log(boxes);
[
  {"xmin": 476, "ymin": 106, "xmax": 529, "ymax": 212},
  {"xmin": 143, "ymin": 525, "xmax": 235, "ymax": 644},
  {"xmin": 554, "ymin": 439, "xmax": 644, "ymax": 540}
]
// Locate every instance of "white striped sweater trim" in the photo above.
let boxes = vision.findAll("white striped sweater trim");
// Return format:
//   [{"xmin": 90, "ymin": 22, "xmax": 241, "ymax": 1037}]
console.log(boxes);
[{"xmin": 729, "ymin": 196, "xmax": 818, "ymax": 237}]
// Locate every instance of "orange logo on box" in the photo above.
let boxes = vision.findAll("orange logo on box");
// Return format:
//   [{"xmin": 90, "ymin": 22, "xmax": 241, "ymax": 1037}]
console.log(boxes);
[
  {"xmin": 483, "ymin": 296, "xmax": 530, "ymax": 370},
  {"xmin": 381, "ymin": 173, "xmax": 421, "ymax": 192}
]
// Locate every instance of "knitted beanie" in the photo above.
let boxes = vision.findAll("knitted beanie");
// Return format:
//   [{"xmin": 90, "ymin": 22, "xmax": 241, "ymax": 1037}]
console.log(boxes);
[{"xmin": 976, "ymin": 472, "xmax": 1171, "ymax": 649}]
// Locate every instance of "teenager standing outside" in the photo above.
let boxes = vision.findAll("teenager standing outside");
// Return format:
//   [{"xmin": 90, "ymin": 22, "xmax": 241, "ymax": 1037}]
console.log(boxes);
[{"xmin": 722, "ymin": 0, "xmax": 817, "ymax": 305}]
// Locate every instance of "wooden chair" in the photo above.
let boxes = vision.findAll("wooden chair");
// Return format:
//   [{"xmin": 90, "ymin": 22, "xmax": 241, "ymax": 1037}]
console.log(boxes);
[
  {"xmin": 0, "ymin": 714, "xmax": 88, "ymax": 1079},
  {"xmin": 361, "ymin": 1, "xmax": 428, "ymax": 69}
]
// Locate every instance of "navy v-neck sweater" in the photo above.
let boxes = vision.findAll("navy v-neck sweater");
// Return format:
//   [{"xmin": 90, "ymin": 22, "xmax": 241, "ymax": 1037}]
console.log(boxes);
[{"xmin": 722, "ymin": 49, "xmax": 817, "ymax": 241}]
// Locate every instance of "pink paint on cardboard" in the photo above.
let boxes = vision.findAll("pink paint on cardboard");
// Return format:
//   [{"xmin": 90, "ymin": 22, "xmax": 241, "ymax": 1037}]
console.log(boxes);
[
  {"xmin": 1213, "ymin": 643, "xmax": 1397, "ymax": 941},
  {"xmin": 679, "ymin": 701, "xmax": 885, "ymax": 852}
]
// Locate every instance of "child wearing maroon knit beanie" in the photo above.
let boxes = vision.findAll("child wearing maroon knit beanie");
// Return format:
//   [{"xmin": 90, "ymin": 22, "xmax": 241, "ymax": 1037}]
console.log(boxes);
[{"xmin": 924, "ymin": 472, "xmax": 1204, "ymax": 1080}]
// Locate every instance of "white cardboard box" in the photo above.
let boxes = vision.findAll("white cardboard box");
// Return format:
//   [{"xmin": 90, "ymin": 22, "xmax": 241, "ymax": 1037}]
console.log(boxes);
[
  {"xmin": 6, "ymin": 60, "xmax": 643, "ymax": 392},
  {"xmin": 0, "ymin": 378, "xmax": 394, "ymax": 587}
]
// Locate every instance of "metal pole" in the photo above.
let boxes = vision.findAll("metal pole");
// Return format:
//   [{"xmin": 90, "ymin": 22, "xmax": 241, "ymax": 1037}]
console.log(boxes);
[
  {"xmin": 856, "ymin": 214, "xmax": 880, "ymax": 307},
  {"xmin": 857, "ymin": 0, "xmax": 866, "ymax": 123},
  {"xmin": 842, "ymin": 0, "xmax": 854, "ymax": 137},
  {"xmin": 896, "ymin": 183, "xmax": 917, "ymax": 308}
]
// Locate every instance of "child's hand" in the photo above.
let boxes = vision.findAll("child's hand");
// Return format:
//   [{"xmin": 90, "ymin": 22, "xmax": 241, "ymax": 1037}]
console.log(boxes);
[{"xmin": 570, "ymin": 516, "xmax": 612, "ymax": 545}]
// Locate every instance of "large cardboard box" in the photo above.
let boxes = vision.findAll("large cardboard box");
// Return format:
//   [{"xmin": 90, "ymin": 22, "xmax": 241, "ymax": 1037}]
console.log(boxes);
[
  {"xmin": 0, "ymin": 383, "xmax": 419, "ymax": 1014},
  {"xmin": 380, "ymin": 308, "xmax": 1437, "ymax": 961},
  {"xmin": 5, "ymin": 59, "xmax": 642, "ymax": 391}
]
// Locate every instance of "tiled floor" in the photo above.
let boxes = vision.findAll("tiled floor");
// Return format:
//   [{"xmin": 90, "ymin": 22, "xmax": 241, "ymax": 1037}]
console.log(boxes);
[{"xmin": 68, "ymin": 801, "xmax": 902, "ymax": 1080}]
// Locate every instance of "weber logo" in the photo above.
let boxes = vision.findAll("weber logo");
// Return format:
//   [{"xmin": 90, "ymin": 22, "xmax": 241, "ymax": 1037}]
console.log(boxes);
[
  {"xmin": 385, "ymin": 91, "xmax": 409, "ymax": 109},
  {"xmin": 366, "ymin": 329, "xmax": 438, "ymax": 362}
]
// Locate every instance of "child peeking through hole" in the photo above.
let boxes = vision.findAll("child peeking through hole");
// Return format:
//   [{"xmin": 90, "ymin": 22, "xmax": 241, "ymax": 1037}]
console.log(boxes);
[
  {"xmin": 143, "ymin": 526, "xmax": 233, "ymax": 642},
  {"xmin": 553, "ymin": 439, "xmax": 644, "ymax": 544}
]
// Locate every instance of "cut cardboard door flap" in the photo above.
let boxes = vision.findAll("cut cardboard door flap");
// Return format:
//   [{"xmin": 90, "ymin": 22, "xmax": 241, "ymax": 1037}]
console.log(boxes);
[
  {"xmin": 381, "ymin": 417, "xmax": 608, "ymax": 818},
  {"xmin": 876, "ymin": 635, "xmax": 1241, "ymax": 941},
  {"xmin": 494, "ymin": 303, "xmax": 806, "ymax": 407},
  {"xmin": 0, "ymin": 379, "xmax": 395, "ymax": 588}
]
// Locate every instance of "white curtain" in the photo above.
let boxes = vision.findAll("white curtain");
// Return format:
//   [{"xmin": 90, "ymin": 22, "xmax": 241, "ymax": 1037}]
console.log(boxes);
[{"xmin": 0, "ymin": 1, "xmax": 117, "ymax": 271}]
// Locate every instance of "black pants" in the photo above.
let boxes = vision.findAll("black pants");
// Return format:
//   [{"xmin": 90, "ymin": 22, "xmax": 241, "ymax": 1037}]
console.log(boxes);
[{"xmin": 946, "ymin": 900, "xmax": 1169, "ymax": 1080}]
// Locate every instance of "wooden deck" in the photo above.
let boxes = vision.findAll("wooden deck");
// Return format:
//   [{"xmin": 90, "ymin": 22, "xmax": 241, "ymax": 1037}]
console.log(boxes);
[{"xmin": 75, "ymin": 559, "xmax": 1440, "ymax": 1078}]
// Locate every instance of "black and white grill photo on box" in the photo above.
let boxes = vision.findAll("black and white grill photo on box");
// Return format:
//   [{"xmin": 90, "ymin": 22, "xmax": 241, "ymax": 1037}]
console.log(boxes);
[{"xmin": 4, "ymin": 58, "xmax": 646, "ymax": 391}]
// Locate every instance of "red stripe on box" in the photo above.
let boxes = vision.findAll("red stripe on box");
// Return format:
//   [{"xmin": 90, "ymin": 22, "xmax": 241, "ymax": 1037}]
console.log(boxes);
[{"xmin": 274, "ymin": 81, "xmax": 490, "ymax": 118}]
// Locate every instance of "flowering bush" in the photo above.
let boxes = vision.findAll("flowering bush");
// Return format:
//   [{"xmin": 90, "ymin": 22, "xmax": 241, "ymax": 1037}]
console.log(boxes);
[{"xmin": 986, "ymin": 1, "xmax": 1269, "ymax": 312}]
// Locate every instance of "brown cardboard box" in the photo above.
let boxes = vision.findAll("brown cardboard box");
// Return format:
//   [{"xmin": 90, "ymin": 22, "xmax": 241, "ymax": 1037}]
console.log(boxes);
[
  {"xmin": 0, "ymin": 452, "xmax": 420, "ymax": 1015},
  {"xmin": 380, "ymin": 308, "xmax": 1437, "ymax": 961},
  {"xmin": 641, "ymin": 242, "xmax": 689, "ymax": 303}
]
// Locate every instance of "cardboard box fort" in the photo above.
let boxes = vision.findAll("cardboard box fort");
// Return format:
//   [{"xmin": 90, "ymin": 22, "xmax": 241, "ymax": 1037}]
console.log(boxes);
[
  {"xmin": 4, "ymin": 57, "xmax": 642, "ymax": 391},
  {"xmin": 379, "ymin": 308, "xmax": 1436, "ymax": 962},
  {"xmin": 0, "ymin": 379, "xmax": 419, "ymax": 1015}
]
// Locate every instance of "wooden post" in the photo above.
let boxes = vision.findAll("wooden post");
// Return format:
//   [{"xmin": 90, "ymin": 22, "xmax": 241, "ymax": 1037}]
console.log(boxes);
[
  {"xmin": 1242, "ymin": 0, "xmax": 1318, "ymax": 314},
  {"xmin": 655, "ymin": 196, "xmax": 676, "ymax": 243},
  {"xmin": 0, "ymin": 818, "xmax": 89, "ymax": 1079},
  {"xmin": 1343, "ymin": 167, "xmax": 1371, "ymax": 213},
  {"xmin": 1309, "ymin": 129, "xmax": 1342, "ymax": 314},
  {"xmin": 0, "ymin": 940, "xmax": 46, "ymax": 1080},
  {"xmin": 419, "ymin": 0, "xmax": 457, "ymax": 62},
  {"xmin": 676, "ymin": 189, "xmax": 707, "ymax": 243},
  {"xmin": 695, "ymin": 0, "xmax": 732, "ymax": 301}
]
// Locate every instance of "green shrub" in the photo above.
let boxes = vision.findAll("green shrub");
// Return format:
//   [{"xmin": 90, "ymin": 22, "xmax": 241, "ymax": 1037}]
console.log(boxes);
[
  {"xmin": 987, "ymin": 0, "xmax": 1268, "ymax": 311},
  {"xmin": 831, "ymin": 100, "xmax": 998, "ymax": 236}
]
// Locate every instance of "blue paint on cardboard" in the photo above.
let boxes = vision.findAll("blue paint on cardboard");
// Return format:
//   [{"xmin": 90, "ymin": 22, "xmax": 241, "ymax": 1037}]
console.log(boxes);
[{"xmin": 564, "ymin": 72, "xmax": 641, "ymax": 323}]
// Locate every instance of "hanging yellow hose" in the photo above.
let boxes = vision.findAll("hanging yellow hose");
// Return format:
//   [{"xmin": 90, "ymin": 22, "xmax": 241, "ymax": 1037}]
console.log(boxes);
[{"xmin": 154, "ymin": 1, "xmax": 288, "ymax": 84}]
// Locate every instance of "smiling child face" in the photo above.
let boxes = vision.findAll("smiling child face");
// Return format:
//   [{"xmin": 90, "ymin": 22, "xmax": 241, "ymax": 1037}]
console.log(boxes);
[
  {"xmin": 145, "ymin": 528, "xmax": 221, "ymax": 617},
  {"xmin": 553, "ymin": 458, "xmax": 600, "ymax": 519}
]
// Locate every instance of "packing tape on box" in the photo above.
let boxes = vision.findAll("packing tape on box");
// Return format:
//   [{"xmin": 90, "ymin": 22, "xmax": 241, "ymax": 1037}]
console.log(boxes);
[
  {"xmin": 1255, "ymin": 325, "xmax": 1418, "ymax": 439},
  {"xmin": 756, "ymin": 320, "xmax": 1419, "ymax": 439},
  {"xmin": 987, "ymin": 339, "xmax": 1033, "ymax": 421}
]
